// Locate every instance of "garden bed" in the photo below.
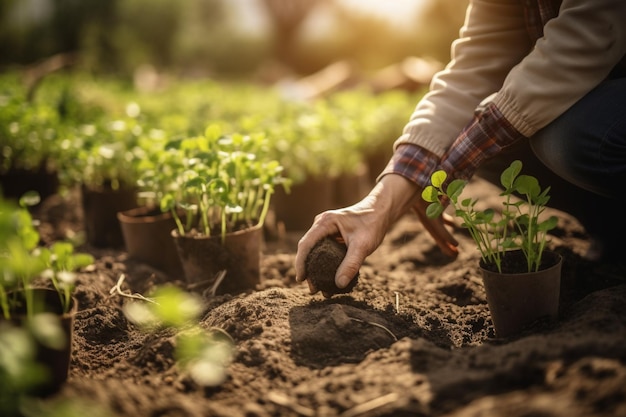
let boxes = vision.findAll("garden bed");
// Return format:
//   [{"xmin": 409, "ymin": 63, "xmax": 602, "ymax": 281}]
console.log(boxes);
[{"xmin": 33, "ymin": 178, "xmax": 626, "ymax": 417}]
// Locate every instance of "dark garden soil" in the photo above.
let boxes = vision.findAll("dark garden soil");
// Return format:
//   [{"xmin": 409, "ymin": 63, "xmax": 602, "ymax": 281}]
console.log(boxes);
[{"xmin": 31, "ymin": 178, "xmax": 626, "ymax": 417}]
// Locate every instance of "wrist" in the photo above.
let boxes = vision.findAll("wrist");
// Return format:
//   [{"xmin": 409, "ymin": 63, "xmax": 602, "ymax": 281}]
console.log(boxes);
[{"xmin": 369, "ymin": 174, "xmax": 421, "ymax": 226}]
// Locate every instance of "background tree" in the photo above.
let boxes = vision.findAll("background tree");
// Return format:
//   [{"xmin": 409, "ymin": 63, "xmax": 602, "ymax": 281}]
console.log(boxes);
[{"xmin": 260, "ymin": 0, "xmax": 325, "ymax": 70}]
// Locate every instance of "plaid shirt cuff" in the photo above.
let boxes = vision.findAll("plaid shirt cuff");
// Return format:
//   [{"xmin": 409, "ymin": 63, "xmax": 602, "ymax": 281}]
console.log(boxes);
[
  {"xmin": 438, "ymin": 102, "xmax": 526, "ymax": 183},
  {"xmin": 379, "ymin": 144, "xmax": 439, "ymax": 189},
  {"xmin": 380, "ymin": 102, "xmax": 524, "ymax": 189}
]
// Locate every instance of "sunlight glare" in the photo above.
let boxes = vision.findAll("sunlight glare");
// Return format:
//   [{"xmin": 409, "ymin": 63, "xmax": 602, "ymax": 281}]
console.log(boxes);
[{"xmin": 338, "ymin": 0, "xmax": 427, "ymax": 23}]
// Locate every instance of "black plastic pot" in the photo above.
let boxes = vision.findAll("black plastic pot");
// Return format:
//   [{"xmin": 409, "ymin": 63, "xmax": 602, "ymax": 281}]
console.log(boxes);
[{"xmin": 480, "ymin": 250, "xmax": 562, "ymax": 338}]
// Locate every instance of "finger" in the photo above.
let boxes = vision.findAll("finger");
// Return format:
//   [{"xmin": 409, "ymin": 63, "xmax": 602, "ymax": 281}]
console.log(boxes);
[
  {"xmin": 415, "ymin": 208, "xmax": 459, "ymax": 257},
  {"xmin": 295, "ymin": 228, "xmax": 324, "ymax": 283},
  {"xmin": 426, "ymin": 219, "xmax": 459, "ymax": 257},
  {"xmin": 437, "ymin": 236, "xmax": 459, "ymax": 257},
  {"xmin": 335, "ymin": 241, "xmax": 368, "ymax": 289},
  {"xmin": 442, "ymin": 212, "xmax": 457, "ymax": 228}
]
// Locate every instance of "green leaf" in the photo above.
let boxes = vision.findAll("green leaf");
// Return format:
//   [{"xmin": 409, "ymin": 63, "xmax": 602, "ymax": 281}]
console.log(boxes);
[
  {"xmin": 538, "ymin": 215, "xmax": 558, "ymax": 232},
  {"xmin": 71, "ymin": 253, "xmax": 95, "ymax": 269},
  {"xmin": 421, "ymin": 186, "xmax": 439, "ymax": 203},
  {"xmin": 502, "ymin": 238, "xmax": 516, "ymax": 249},
  {"xmin": 152, "ymin": 285, "xmax": 203, "ymax": 327},
  {"xmin": 516, "ymin": 213, "xmax": 530, "ymax": 226},
  {"xmin": 52, "ymin": 241, "xmax": 74, "ymax": 259},
  {"xmin": 475, "ymin": 209, "xmax": 494, "ymax": 224},
  {"xmin": 447, "ymin": 179, "xmax": 466, "ymax": 201},
  {"xmin": 514, "ymin": 175, "xmax": 540, "ymax": 199},
  {"xmin": 425, "ymin": 202, "xmax": 444, "ymax": 219},
  {"xmin": 205, "ymin": 124, "xmax": 223, "ymax": 140},
  {"xmin": 500, "ymin": 160, "xmax": 522, "ymax": 188},
  {"xmin": 184, "ymin": 176, "xmax": 205, "ymax": 189},
  {"xmin": 535, "ymin": 187, "xmax": 551, "ymax": 206},
  {"xmin": 164, "ymin": 138, "xmax": 183, "ymax": 150},
  {"xmin": 19, "ymin": 191, "xmax": 41, "ymax": 208},
  {"xmin": 431, "ymin": 170, "xmax": 447, "ymax": 188},
  {"xmin": 160, "ymin": 194, "xmax": 176, "ymax": 212}
]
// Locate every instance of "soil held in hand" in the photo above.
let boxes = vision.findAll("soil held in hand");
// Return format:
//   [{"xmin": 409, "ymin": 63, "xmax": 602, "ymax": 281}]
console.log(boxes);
[{"xmin": 305, "ymin": 237, "xmax": 359, "ymax": 295}]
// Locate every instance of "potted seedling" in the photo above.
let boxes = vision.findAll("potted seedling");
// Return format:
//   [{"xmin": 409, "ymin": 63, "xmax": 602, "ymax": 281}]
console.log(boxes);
[
  {"xmin": 58, "ymin": 112, "xmax": 145, "ymax": 248},
  {"xmin": 0, "ymin": 78, "xmax": 62, "ymax": 203},
  {"xmin": 117, "ymin": 130, "xmax": 185, "ymax": 276},
  {"xmin": 0, "ymin": 193, "xmax": 93, "ymax": 395},
  {"xmin": 160, "ymin": 125, "xmax": 287, "ymax": 295},
  {"xmin": 422, "ymin": 160, "xmax": 561, "ymax": 337},
  {"xmin": 268, "ymin": 99, "xmax": 364, "ymax": 231}
]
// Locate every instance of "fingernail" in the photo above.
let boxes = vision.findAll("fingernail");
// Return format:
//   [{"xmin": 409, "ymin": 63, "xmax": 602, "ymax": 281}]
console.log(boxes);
[{"xmin": 337, "ymin": 275, "xmax": 350, "ymax": 288}]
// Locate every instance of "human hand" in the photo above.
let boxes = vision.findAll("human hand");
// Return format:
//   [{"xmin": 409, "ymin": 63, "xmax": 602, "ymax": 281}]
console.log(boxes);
[
  {"xmin": 411, "ymin": 197, "xmax": 459, "ymax": 258},
  {"xmin": 295, "ymin": 195, "xmax": 389, "ymax": 297},
  {"xmin": 295, "ymin": 174, "xmax": 458, "ymax": 296}
]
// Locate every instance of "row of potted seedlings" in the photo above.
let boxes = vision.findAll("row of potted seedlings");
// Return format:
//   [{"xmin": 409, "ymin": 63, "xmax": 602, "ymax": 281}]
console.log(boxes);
[
  {"xmin": 0, "ymin": 76, "xmax": 296, "ymax": 401},
  {"xmin": 119, "ymin": 124, "xmax": 289, "ymax": 294},
  {"xmin": 1, "ymin": 72, "xmax": 420, "ymax": 233}
]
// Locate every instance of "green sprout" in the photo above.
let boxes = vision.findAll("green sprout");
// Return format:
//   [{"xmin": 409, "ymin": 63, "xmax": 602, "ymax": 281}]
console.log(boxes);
[
  {"xmin": 0, "ymin": 193, "xmax": 45, "ymax": 320},
  {"xmin": 37, "ymin": 241, "xmax": 94, "ymax": 314},
  {"xmin": 0, "ymin": 192, "xmax": 93, "ymax": 318},
  {"xmin": 422, "ymin": 160, "xmax": 558, "ymax": 273},
  {"xmin": 121, "ymin": 284, "xmax": 234, "ymax": 387},
  {"xmin": 156, "ymin": 125, "xmax": 288, "ymax": 242}
]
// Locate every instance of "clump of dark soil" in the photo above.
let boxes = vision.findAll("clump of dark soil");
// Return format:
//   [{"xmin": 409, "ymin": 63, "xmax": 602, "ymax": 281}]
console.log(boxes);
[{"xmin": 305, "ymin": 236, "xmax": 359, "ymax": 294}]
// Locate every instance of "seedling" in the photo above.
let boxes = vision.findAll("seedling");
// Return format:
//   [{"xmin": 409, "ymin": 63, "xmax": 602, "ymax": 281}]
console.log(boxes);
[
  {"xmin": 38, "ymin": 241, "xmax": 94, "ymax": 314},
  {"xmin": 422, "ymin": 160, "xmax": 558, "ymax": 273},
  {"xmin": 58, "ymin": 116, "xmax": 146, "ymax": 191},
  {"xmin": 0, "ymin": 193, "xmax": 45, "ymax": 320},
  {"xmin": 119, "ymin": 283, "xmax": 234, "ymax": 387},
  {"xmin": 157, "ymin": 125, "xmax": 288, "ymax": 242},
  {"xmin": 0, "ymin": 192, "xmax": 93, "ymax": 318}
]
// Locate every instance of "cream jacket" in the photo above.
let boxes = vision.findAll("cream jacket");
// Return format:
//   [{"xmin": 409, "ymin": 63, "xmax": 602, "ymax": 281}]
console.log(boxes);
[{"xmin": 396, "ymin": 0, "xmax": 626, "ymax": 157}]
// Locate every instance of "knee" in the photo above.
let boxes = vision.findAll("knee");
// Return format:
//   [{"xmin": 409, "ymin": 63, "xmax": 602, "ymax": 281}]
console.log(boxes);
[{"xmin": 529, "ymin": 122, "xmax": 577, "ymax": 179}]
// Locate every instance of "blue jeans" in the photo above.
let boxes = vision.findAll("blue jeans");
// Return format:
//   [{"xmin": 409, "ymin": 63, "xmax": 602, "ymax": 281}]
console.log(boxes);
[
  {"xmin": 478, "ymin": 75, "xmax": 626, "ymax": 260},
  {"xmin": 531, "ymin": 77, "xmax": 626, "ymax": 201}
]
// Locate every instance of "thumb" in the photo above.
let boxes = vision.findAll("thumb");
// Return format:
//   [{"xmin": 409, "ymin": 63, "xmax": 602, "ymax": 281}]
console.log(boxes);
[{"xmin": 335, "ymin": 247, "xmax": 365, "ymax": 289}]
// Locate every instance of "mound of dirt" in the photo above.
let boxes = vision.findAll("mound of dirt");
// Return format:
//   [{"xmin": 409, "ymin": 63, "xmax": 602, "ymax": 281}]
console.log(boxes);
[{"xmin": 28, "ymin": 179, "xmax": 626, "ymax": 417}]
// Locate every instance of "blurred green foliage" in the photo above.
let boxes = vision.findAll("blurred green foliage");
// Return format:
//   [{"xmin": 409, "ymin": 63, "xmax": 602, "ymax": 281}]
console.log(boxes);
[
  {"xmin": 123, "ymin": 284, "xmax": 235, "ymax": 387},
  {"xmin": 1, "ymin": 71, "xmax": 423, "ymax": 192}
]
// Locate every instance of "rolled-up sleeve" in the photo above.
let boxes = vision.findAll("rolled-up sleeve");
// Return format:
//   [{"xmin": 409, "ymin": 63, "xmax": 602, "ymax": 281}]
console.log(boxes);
[{"xmin": 492, "ymin": 0, "xmax": 626, "ymax": 137}]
